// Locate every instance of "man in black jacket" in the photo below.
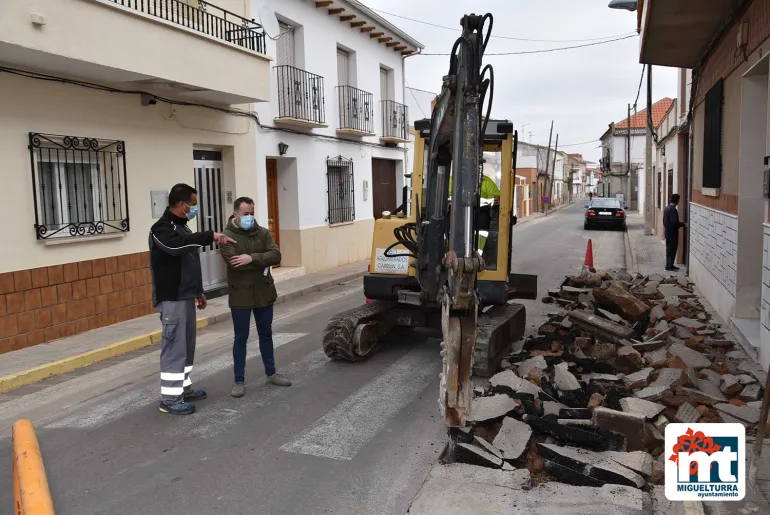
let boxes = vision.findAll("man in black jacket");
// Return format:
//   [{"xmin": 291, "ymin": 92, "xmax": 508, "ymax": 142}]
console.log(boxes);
[
  {"xmin": 663, "ymin": 193, "xmax": 686, "ymax": 272},
  {"xmin": 149, "ymin": 183, "xmax": 234, "ymax": 415}
]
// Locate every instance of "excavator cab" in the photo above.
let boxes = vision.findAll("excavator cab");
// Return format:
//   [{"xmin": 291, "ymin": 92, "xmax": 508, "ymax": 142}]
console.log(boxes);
[{"xmin": 324, "ymin": 120, "xmax": 537, "ymax": 377}]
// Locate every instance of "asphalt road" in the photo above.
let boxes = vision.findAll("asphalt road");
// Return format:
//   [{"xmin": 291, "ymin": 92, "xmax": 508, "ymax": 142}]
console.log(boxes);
[{"xmin": 0, "ymin": 201, "xmax": 626, "ymax": 515}]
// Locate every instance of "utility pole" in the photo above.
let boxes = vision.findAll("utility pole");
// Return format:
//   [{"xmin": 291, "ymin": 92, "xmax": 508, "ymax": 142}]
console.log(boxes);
[
  {"xmin": 645, "ymin": 64, "xmax": 654, "ymax": 235},
  {"xmin": 542, "ymin": 120, "xmax": 553, "ymax": 213},
  {"xmin": 547, "ymin": 134, "xmax": 558, "ymax": 216},
  {"xmin": 626, "ymin": 103, "xmax": 632, "ymax": 209}
]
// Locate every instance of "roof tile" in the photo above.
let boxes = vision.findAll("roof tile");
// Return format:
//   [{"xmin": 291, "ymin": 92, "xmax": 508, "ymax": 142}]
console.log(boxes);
[{"xmin": 615, "ymin": 98, "xmax": 674, "ymax": 130}]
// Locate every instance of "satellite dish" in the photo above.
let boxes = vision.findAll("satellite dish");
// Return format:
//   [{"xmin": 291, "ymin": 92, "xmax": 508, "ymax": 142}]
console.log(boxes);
[{"xmin": 259, "ymin": 6, "xmax": 281, "ymax": 40}]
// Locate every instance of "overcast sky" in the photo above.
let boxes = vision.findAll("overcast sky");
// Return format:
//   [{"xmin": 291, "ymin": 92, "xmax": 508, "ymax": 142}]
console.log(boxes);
[{"xmin": 361, "ymin": 0, "xmax": 678, "ymax": 163}]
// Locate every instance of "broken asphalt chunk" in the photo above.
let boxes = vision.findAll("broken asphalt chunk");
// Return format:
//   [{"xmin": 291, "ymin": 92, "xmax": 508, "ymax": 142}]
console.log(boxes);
[
  {"xmin": 650, "ymin": 368, "xmax": 686, "ymax": 390},
  {"xmin": 592, "ymin": 284, "xmax": 651, "ymax": 322},
  {"xmin": 739, "ymin": 384, "xmax": 761, "ymax": 402},
  {"xmin": 492, "ymin": 417, "xmax": 532, "ymax": 461},
  {"xmin": 678, "ymin": 386, "xmax": 727, "ymax": 406},
  {"xmin": 472, "ymin": 436, "xmax": 502, "ymax": 459},
  {"xmin": 671, "ymin": 317, "xmax": 705, "ymax": 330},
  {"xmin": 644, "ymin": 348, "xmax": 669, "ymax": 368},
  {"xmin": 614, "ymin": 346, "xmax": 645, "ymax": 374},
  {"xmin": 523, "ymin": 415, "xmax": 605, "ymax": 449},
  {"xmin": 619, "ymin": 397, "xmax": 666, "ymax": 420},
  {"xmin": 634, "ymin": 386, "xmax": 669, "ymax": 402},
  {"xmin": 668, "ymin": 343, "xmax": 711, "ymax": 369},
  {"xmin": 674, "ymin": 402, "xmax": 701, "ymax": 424},
  {"xmin": 603, "ymin": 451, "xmax": 654, "ymax": 478},
  {"xmin": 568, "ymin": 309, "xmax": 634, "ymax": 341},
  {"xmin": 623, "ymin": 368, "xmax": 654, "ymax": 389},
  {"xmin": 468, "ymin": 394, "xmax": 519, "ymax": 423},
  {"xmin": 489, "ymin": 370, "xmax": 541, "ymax": 398},
  {"xmin": 714, "ymin": 403, "xmax": 761, "ymax": 424},
  {"xmin": 587, "ymin": 458, "xmax": 645, "ymax": 489},
  {"xmin": 543, "ymin": 459, "xmax": 605, "ymax": 487},
  {"xmin": 592, "ymin": 408, "xmax": 647, "ymax": 452},
  {"xmin": 455, "ymin": 443, "xmax": 503, "ymax": 469}
]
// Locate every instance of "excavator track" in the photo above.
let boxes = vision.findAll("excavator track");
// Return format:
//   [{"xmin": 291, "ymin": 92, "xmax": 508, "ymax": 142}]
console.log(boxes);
[
  {"xmin": 473, "ymin": 303, "xmax": 527, "ymax": 377},
  {"xmin": 322, "ymin": 300, "xmax": 396, "ymax": 361}
]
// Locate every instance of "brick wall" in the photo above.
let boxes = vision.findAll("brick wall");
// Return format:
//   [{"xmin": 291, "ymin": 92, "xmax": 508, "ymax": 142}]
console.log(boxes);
[
  {"xmin": 696, "ymin": 0, "xmax": 770, "ymax": 106},
  {"xmin": 0, "ymin": 253, "xmax": 154, "ymax": 354}
]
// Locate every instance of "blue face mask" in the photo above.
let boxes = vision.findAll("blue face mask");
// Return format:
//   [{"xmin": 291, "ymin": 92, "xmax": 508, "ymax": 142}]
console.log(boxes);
[
  {"xmin": 185, "ymin": 205, "xmax": 198, "ymax": 220},
  {"xmin": 239, "ymin": 215, "xmax": 255, "ymax": 230}
]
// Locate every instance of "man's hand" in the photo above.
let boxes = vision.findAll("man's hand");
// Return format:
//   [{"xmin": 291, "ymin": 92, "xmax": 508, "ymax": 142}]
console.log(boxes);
[
  {"xmin": 196, "ymin": 295, "xmax": 207, "ymax": 310},
  {"xmin": 493, "ymin": 196, "xmax": 500, "ymax": 206},
  {"xmin": 231, "ymin": 254, "xmax": 253, "ymax": 268},
  {"xmin": 214, "ymin": 232, "xmax": 236, "ymax": 246}
]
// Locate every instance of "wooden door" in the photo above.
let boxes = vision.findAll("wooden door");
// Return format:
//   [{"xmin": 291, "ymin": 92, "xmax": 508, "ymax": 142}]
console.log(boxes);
[
  {"xmin": 266, "ymin": 159, "xmax": 280, "ymax": 251},
  {"xmin": 372, "ymin": 159, "xmax": 397, "ymax": 219}
]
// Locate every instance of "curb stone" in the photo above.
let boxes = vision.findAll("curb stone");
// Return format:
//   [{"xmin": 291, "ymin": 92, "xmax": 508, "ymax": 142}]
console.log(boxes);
[{"xmin": 0, "ymin": 270, "xmax": 366, "ymax": 394}]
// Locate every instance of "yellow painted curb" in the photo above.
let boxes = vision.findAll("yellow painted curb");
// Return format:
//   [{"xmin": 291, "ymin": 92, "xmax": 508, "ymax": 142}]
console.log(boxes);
[{"xmin": 0, "ymin": 315, "xmax": 218, "ymax": 394}]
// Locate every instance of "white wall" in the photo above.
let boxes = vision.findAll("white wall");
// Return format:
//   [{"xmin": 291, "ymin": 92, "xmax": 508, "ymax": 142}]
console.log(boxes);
[{"xmin": 250, "ymin": 0, "xmax": 411, "ymax": 229}]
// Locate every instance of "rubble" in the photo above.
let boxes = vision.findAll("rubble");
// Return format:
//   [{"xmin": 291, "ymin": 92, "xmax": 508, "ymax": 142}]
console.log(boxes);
[
  {"xmin": 492, "ymin": 417, "xmax": 532, "ymax": 461},
  {"xmin": 457, "ymin": 268, "xmax": 764, "ymax": 494}
]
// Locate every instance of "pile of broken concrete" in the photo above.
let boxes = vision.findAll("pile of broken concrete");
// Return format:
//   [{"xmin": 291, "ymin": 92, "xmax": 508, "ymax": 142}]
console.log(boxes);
[{"xmin": 455, "ymin": 269, "xmax": 767, "ymax": 492}]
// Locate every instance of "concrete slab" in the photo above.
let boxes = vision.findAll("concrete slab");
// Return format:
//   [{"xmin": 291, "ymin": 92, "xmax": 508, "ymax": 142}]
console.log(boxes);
[
  {"xmin": 658, "ymin": 285, "xmax": 693, "ymax": 297},
  {"xmin": 489, "ymin": 370, "xmax": 541, "ymax": 397},
  {"xmin": 542, "ymin": 401, "xmax": 568, "ymax": 416},
  {"xmin": 714, "ymin": 403, "xmax": 761, "ymax": 424},
  {"xmin": 671, "ymin": 317, "xmax": 705, "ymax": 330},
  {"xmin": 554, "ymin": 363, "xmax": 582, "ymax": 391},
  {"xmin": 473, "ymin": 436, "xmax": 502, "ymax": 459},
  {"xmin": 634, "ymin": 386, "xmax": 668, "ymax": 401},
  {"xmin": 517, "ymin": 356, "xmax": 547, "ymax": 379},
  {"xmin": 739, "ymin": 384, "xmax": 761, "ymax": 402},
  {"xmin": 674, "ymin": 403, "xmax": 701, "ymax": 424},
  {"xmin": 668, "ymin": 343, "xmax": 712, "ymax": 369},
  {"xmin": 492, "ymin": 417, "xmax": 532, "ymax": 461}
]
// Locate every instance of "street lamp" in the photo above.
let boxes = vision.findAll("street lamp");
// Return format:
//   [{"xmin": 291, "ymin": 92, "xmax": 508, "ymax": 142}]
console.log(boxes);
[{"xmin": 608, "ymin": 0, "xmax": 637, "ymax": 11}]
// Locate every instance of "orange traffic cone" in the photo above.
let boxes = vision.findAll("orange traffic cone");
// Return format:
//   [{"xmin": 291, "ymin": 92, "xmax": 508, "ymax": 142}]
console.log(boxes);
[{"xmin": 584, "ymin": 239, "xmax": 594, "ymax": 269}]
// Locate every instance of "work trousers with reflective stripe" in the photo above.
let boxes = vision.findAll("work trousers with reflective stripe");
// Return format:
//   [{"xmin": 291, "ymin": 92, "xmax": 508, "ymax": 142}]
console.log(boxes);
[{"xmin": 156, "ymin": 299, "xmax": 197, "ymax": 404}]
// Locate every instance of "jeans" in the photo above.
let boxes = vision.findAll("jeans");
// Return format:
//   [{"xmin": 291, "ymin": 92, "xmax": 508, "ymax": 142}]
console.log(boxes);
[{"xmin": 231, "ymin": 305, "xmax": 276, "ymax": 383}]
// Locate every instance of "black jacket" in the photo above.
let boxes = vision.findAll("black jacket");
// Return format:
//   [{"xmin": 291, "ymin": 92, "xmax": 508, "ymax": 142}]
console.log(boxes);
[
  {"xmin": 663, "ymin": 204, "xmax": 685, "ymax": 238},
  {"xmin": 148, "ymin": 209, "xmax": 214, "ymax": 305}
]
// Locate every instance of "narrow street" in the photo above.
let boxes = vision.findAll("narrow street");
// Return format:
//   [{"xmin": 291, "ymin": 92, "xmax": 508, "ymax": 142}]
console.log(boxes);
[{"xmin": 0, "ymin": 202, "xmax": 626, "ymax": 515}]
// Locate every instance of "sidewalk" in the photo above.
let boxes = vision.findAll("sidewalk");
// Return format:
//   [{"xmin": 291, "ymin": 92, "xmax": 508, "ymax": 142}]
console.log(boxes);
[
  {"xmin": 0, "ymin": 260, "xmax": 368, "ymax": 393},
  {"xmin": 625, "ymin": 213, "xmax": 683, "ymax": 278},
  {"xmin": 625, "ymin": 212, "xmax": 770, "ymax": 514}
]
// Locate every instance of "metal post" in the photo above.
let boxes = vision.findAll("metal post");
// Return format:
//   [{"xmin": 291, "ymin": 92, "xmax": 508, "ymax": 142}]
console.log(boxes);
[
  {"xmin": 542, "ymin": 121, "xmax": 553, "ymax": 212},
  {"xmin": 645, "ymin": 64, "xmax": 655, "ymax": 235},
  {"xmin": 627, "ymin": 103, "xmax": 632, "ymax": 209}
]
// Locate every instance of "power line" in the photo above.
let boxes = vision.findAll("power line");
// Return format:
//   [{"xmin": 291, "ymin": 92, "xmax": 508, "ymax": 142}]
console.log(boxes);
[
  {"xmin": 555, "ymin": 139, "xmax": 601, "ymax": 148},
  {"xmin": 370, "ymin": 7, "xmax": 637, "ymax": 43},
  {"xmin": 418, "ymin": 35, "xmax": 638, "ymax": 56},
  {"xmin": 405, "ymin": 78, "xmax": 427, "ymax": 118},
  {"xmin": 633, "ymin": 66, "xmax": 645, "ymax": 110}
]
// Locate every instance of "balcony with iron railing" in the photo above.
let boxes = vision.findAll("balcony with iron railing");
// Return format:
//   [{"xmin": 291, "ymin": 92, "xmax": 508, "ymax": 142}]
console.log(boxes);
[
  {"xmin": 380, "ymin": 100, "xmax": 410, "ymax": 143},
  {"xmin": 274, "ymin": 66, "xmax": 327, "ymax": 128},
  {"xmin": 335, "ymin": 86, "xmax": 375, "ymax": 137},
  {"xmin": 0, "ymin": 0, "xmax": 271, "ymax": 105}
]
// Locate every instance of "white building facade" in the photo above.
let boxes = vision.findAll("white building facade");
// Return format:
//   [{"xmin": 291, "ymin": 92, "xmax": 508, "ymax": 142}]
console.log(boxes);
[{"xmin": 251, "ymin": 0, "xmax": 422, "ymax": 273}]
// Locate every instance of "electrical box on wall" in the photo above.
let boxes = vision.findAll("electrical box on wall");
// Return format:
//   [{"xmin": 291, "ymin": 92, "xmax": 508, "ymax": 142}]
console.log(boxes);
[
  {"xmin": 764, "ymin": 157, "xmax": 770, "ymax": 199},
  {"xmin": 150, "ymin": 190, "xmax": 168, "ymax": 218},
  {"xmin": 363, "ymin": 180, "xmax": 369, "ymax": 201}
]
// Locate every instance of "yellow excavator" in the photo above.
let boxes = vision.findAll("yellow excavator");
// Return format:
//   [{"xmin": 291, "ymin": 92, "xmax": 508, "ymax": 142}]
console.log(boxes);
[{"xmin": 322, "ymin": 12, "xmax": 536, "ymax": 430}]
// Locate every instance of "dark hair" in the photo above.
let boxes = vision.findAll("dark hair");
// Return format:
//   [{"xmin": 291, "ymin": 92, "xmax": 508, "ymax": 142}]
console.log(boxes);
[
  {"xmin": 233, "ymin": 196, "xmax": 254, "ymax": 212},
  {"xmin": 670, "ymin": 193, "xmax": 681, "ymax": 203},
  {"xmin": 168, "ymin": 183, "xmax": 197, "ymax": 206}
]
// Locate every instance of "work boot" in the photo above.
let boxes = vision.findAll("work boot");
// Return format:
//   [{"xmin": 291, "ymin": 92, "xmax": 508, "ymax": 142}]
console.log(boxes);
[
  {"xmin": 159, "ymin": 400, "xmax": 195, "ymax": 415},
  {"xmin": 183, "ymin": 389, "xmax": 207, "ymax": 402},
  {"xmin": 267, "ymin": 373, "xmax": 292, "ymax": 386},
  {"xmin": 231, "ymin": 382, "xmax": 245, "ymax": 398}
]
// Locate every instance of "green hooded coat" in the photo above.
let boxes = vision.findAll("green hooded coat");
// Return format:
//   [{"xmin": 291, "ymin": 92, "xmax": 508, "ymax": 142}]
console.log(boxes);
[{"xmin": 220, "ymin": 218, "xmax": 281, "ymax": 309}]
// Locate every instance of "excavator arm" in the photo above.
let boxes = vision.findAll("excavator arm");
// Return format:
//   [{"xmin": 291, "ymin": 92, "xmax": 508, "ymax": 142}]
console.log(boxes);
[{"xmin": 415, "ymin": 13, "xmax": 495, "ymax": 429}]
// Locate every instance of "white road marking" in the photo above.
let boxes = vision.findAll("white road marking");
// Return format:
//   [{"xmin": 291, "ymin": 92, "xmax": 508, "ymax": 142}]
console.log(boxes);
[
  {"xmin": 279, "ymin": 345, "xmax": 440, "ymax": 461},
  {"xmin": 167, "ymin": 348, "xmax": 330, "ymax": 439},
  {"xmin": 46, "ymin": 333, "xmax": 307, "ymax": 429}
]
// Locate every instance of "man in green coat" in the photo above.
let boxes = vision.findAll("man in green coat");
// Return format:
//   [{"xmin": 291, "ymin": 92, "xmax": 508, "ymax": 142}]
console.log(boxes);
[{"xmin": 220, "ymin": 197, "xmax": 291, "ymax": 398}]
